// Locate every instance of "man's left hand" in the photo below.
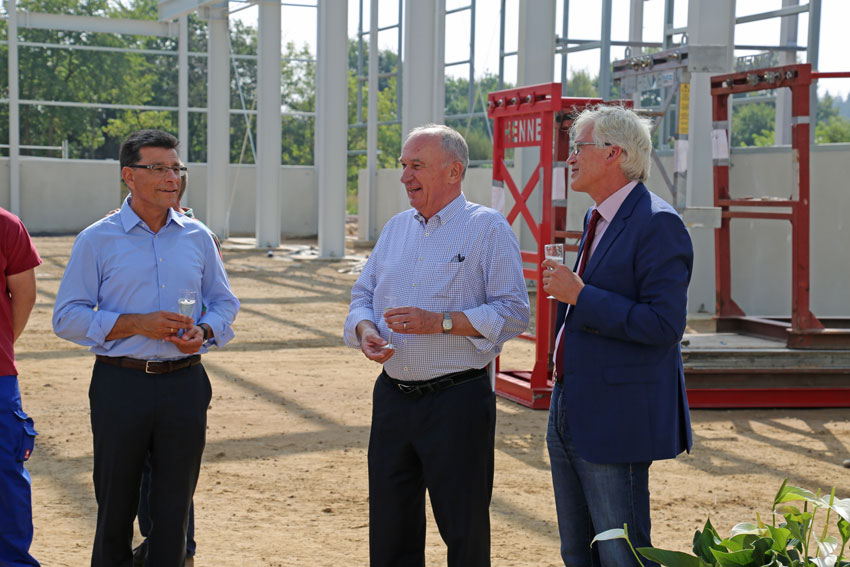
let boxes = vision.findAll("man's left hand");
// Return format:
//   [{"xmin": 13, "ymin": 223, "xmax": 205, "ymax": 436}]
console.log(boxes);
[
  {"xmin": 384, "ymin": 306, "xmax": 442, "ymax": 334},
  {"xmin": 165, "ymin": 325, "xmax": 204, "ymax": 354},
  {"xmin": 542, "ymin": 259, "xmax": 584, "ymax": 305}
]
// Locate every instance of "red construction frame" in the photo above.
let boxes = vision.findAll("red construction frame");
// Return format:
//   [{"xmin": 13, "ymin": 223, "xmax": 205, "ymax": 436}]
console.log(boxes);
[
  {"xmin": 710, "ymin": 63, "xmax": 850, "ymax": 350},
  {"xmin": 486, "ymin": 82, "xmax": 628, "ymax": 408}
]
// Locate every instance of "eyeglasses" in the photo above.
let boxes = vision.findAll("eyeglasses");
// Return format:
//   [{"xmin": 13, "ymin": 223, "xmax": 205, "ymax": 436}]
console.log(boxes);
[
  {"xmin": 569, "ymin": 141, "xmax": 612, "ymax": 157},
  {"xmin": 127, "ymin": 164, "xmax": 188, "ymax": 177}
]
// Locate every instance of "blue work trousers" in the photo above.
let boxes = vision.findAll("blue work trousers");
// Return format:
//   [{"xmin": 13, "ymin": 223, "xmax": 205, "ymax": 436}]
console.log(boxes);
[
  {"xmin": 546, "ymin": 381, "xmax": 656, "ymax": 567},
  {"xmin": 0, "ymin": 375, "xmax": 40, "ymax": 567}
]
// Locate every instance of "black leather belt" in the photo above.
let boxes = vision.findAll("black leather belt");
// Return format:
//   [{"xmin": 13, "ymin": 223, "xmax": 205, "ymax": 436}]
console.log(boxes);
[
  {"xmin": 382, "ymin": 367, "xmax": 488, "ymax": 399},
  {"xmin": 95, "ymin": 354, "xmax": 201, "ymax": 375}
]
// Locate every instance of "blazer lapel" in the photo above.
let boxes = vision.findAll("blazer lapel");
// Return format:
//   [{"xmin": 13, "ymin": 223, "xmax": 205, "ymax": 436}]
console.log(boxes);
[{"xmin": 581, "ymin": 183, "xmax": 647, "ymax": 281}]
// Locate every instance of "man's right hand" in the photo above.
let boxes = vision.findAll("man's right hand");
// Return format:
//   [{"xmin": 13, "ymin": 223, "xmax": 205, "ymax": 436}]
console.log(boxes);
[
  {"xmin": 106, "ymin": 311, "xmax": 194, "ymax": 341},
  {"xmin": 356, "ymin": 321, "xmax": 394, "ymax": 363}
]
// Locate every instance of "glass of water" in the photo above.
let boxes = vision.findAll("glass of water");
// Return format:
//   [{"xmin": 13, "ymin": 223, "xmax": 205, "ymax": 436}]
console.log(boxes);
[
  {"xmin": 383, "ymin": 295, "xmax": 397, "ymax": 349},
  {"xmin": 178, "ymin": 290, "xmax": 198, "ymax": 319},
  {"xmin": 544, "ymin": 244, "xmax": 564, "ymax": 299}
]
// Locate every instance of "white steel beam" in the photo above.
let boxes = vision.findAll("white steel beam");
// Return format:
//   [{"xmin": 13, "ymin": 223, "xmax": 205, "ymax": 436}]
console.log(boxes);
[
  {"xmin": 19, "ymin": 12, "xmax": 177, "ymax": 36},
  {"xmin": 516, "ymin": 0, "xmax": 556, "ymax": 251},
  {"xmin": 8, "ymin": 0, "xmax": 20, "ymax": 216},
  {"xmin": 402, "ymin": 0, "xmax": 445, "ymax": 138},
  {"xmin": 158, "ymin": 0, "xmax": 219, "ymax": 22},
  {"xmin": 316, "ymin": 0, "xmax": 349, "ymax": 257},
  {"xmin": 205, "ymin": 6, "xmax": 230, "ymax": 237},
  {"xmin": 362, "ymin": 0, "xmax": 380, "ymax": 242},
  {"xmin": 685, "ymin": 0, "xmax": 735, "ymax": 315},
  {"xmin": 775, "ymin": 0, "xmax": 798, "ymax": 146},
  {"xmin": 178, "ymin": 16, "xmax": 189, "ymax": 167},
  {"xmin": 255, "ymin": 1, "xmax": 282, "ymax": 248}
]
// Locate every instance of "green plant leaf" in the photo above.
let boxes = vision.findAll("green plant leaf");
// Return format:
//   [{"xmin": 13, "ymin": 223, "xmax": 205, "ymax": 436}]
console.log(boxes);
[
  {"xmin": 637, "ymin": 547, "xmax": 704, "ymax": 567},
  {"xmin": 766, "ymin": 525, "xmax": 791, "ymax": 552},
  {"xmin": 777, "ymin": 505, "xmax": 803, "ymax": 516},
  {"xmin": 710, "ymin": 547, "xmax": 755, "ymax": 566},
  {"xmin": 694, "ymin": 519, "xmax": 724, "ymax": 564},
  {"xmin": 838, "ymin": 518, "xmax": 850, "ymax": 543},
  {"xmin": 775, "ymin": 485, "xmax": 822, "ymax": 508}
]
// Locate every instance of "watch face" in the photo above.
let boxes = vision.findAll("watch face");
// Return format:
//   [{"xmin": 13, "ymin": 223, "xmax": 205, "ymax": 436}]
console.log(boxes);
[{"xmin": 443, "ymin": 313, "xmax": 452, "ymax": 332}]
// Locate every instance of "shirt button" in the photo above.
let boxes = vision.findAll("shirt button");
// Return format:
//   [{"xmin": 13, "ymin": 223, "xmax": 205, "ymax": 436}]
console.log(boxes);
[
  {"xmin": 404, "ymin": 367, "xmax": 408, "ymax": 372},
  {"xmin": 418, "ymin": 257, "xmax": 422, "ymax": 261},
  {"xmin": 412, "ymin": 283, "xmax": 417, "ymax": 287},
  {"xmin": 161, "ymin": 284, "xmax": 165, "ymax": 288},
  {"xmin": 425, "ymin": 232, "xmax": 430, "ymax": 237},
  {"xmin": 403, "ymin": 339, "xmax": 407, "ymax": 344},
  {"xmin": 159, "ymin": 258, "xmax": 163, "ymax": 262}
]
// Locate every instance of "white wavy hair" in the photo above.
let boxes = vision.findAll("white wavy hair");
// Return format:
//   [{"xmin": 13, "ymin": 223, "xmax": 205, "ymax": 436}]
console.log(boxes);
[
  {"xmin": 406, "ymin": 123, "xmax": 470, "ymax": 180},
  {"xmin": 571, "ymin": 105, "xmax": 653, "ymax": 182}
]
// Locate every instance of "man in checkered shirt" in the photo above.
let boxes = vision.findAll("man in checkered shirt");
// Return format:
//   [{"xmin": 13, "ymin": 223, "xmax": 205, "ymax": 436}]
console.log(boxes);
[{"xmin": 344, "ymin": 124, "xmax": 529, "ymax": 567}]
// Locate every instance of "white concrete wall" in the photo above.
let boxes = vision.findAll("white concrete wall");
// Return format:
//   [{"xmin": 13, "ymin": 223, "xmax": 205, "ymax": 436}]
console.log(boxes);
[
  {"xmin": 4, "ymin": 148, "xmax": 848, "ymax": 318},
  {"xmin": 360, "ymin": 145, "xmax": 850, "ymax": 318},
  {"xmin": 0, "ymin": 158, "xmax": 316, "ymax": 238}
]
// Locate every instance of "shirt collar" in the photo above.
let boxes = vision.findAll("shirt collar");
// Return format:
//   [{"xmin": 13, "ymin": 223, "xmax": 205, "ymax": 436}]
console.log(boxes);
[
  {"xmin": 594, "ymin": 180, "xmax": 638, "ymax": 223},
  {"xmin": 414, "ymin": 193, "xmax": 467, "ymax": 226},
  {"xmin": 119, "ymin": 196, "xmax": 186, "ymax": 233}
]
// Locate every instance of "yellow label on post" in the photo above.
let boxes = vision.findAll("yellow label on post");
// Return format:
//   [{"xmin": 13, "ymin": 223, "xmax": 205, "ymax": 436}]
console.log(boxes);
[{"xmin": 678, "ymin": 83, "xmax": 690, "ymax": 135}]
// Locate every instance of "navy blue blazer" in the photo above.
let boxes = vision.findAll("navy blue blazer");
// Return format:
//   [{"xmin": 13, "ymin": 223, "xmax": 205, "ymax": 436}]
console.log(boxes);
[{"xmin": 556, "ymin": 183, "xmax": 693, "ymax": 464}]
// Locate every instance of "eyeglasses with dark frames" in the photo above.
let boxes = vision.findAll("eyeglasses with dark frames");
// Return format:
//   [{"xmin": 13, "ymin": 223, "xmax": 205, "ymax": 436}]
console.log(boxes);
[
  {"xmin": 569, "ymin": 141, "xmax": 612, "ymax": 157},
  {"xmin": 127, "ymin": 164, "xmax": 188, "ymax": 177}
]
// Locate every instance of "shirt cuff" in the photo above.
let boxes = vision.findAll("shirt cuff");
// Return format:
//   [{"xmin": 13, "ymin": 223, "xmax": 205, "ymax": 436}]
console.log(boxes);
[
  {"xmin": 463, "ymin": 306, "xmax": 503, "ymax": 354},
  {"xmin": 198, "ymin": 313, "xmax": 234, "ymax": 348},
  {"xmin": 88, "ymin": 311, "xmax": 121, "ymax": 350},
  {"xmin": 344, "ymin": 308, "xmax": 376, "ymax": 348}
]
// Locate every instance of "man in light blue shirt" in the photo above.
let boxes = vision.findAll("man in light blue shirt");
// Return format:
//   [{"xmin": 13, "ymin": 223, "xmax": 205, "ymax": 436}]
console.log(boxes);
[
  {"xmin": 344, "ymin": 124, "xmax": 529, "ymax": 567},
  {"xmin": 53, "ymin": 129, "xmax": 239, "ymax": 567}
]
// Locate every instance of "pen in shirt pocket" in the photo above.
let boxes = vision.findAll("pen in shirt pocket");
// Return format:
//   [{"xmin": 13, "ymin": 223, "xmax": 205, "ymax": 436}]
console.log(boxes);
[{"xmin": 451, "ymin": 253, "xmax": 465, "ymax": 263}]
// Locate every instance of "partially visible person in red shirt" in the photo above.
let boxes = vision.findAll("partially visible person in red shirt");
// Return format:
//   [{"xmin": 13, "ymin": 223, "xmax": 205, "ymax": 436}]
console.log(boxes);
[{"xmin": 0, "ymin": 205, "xmax": 42, "ymax": 567}]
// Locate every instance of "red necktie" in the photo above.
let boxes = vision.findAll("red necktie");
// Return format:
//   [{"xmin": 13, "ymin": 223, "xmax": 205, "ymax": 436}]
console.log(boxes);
[{"xmin": 554, "ymin": 209, "xmax": 602, "ymax": 381}]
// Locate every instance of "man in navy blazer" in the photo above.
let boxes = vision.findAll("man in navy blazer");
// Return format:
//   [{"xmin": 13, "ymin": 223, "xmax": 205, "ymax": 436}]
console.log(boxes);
[{"xmin": 542, "ymin": 105, "xmax": 693, "ymax": 567}]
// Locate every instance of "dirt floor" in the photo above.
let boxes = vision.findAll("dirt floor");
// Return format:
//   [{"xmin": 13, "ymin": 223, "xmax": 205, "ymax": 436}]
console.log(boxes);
[{"xmin": 16, "ymin": 235, "xmax": 850, "ymax": 567}]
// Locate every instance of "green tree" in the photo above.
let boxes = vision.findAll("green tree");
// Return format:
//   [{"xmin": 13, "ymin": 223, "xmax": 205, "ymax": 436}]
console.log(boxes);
[{"xmin": 815, "ymin": 115, "xmax": 850, "ymax": 143}]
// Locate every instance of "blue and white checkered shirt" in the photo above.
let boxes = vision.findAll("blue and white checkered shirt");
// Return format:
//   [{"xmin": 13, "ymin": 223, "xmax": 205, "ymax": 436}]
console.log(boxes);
[{"xmin": 344, "ymin": 193, "xmax": 530, "ymax": 381}]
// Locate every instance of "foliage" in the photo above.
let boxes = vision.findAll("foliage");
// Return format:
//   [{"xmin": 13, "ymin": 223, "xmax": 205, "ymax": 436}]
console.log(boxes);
[{"xmin": 593, "ymin": 480, "xmax": 850, "ymax": 567}]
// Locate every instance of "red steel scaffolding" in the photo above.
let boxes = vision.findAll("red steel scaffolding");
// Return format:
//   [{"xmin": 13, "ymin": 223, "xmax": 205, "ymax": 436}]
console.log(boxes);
[
  {"xmin": 710, "ymin": 63, "xmax": 850, "ymax": 350},
  {"xmin": 486, "ymin": 82, "xmax": 628, "ymax": 408}
]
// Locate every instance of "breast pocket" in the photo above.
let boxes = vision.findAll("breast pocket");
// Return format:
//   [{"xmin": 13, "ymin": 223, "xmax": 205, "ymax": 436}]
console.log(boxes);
[{"xmin": 430, "ymin": 262, "xmax": 465, "ymax": 306}]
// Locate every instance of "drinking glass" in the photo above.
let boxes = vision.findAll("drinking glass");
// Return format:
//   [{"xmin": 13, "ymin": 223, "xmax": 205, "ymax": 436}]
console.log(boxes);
[
  {"xmin": 178, "ymin": 290, "xmax": 198, "ymax": 318},
  {"xmin": 544, "ymin": 244, "xmax": 564, "ymax": 299},
  {"xmin": 383, "ymin": 295, "xmax": 397, "ymax": 349}
]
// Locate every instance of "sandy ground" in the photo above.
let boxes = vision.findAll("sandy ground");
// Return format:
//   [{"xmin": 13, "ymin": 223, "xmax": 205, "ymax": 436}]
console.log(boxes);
[{"xmin": 15, "ymin": 235, "xmax": 850, "ymax": 567}]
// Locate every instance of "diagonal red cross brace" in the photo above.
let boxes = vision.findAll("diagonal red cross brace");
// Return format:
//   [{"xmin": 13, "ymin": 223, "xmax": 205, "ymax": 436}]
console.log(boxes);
[{"xmin": 498, "ymin": 157, "xmax": 541, "ymax": 241}]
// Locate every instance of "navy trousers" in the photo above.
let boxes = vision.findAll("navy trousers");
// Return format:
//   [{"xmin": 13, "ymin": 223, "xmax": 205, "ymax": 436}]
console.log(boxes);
[
  {"xmin": 368, "ymin": 370, "xmax": 496, "ymax": 567},
  {"xmin": 89, "ymin": 360, "xmax": 210, "ymax": 567},
  {"xmin": 0, "ymin": 375, "xmax": 39, "ymax": 567}
]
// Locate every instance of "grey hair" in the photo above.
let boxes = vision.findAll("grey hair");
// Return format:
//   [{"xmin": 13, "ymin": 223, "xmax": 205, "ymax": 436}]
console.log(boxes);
[
  {"xmin": 405, "ymin": 123, "xmax": 469, "ymax": 179},
  {"xmin": 571, "ymin": 105, "xmax": 653, "ymax": 182}
]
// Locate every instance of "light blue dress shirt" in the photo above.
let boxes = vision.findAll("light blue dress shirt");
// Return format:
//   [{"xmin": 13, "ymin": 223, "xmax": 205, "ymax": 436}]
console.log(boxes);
[
  {"xmin": 344, "ymin": 193, "xmax": 530, "ymax": 381},
  {"xmin": 53, "ymin": 197, "xmax": 239, "ymax": 360}
]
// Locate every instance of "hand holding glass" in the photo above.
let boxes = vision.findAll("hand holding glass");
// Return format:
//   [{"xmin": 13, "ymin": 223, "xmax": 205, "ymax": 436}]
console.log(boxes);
[
  {"xmin": 178, "ymin": 290, "xmax": 197, "ymax": 319},
  {"xmin": 383, "ymin": 295, "xmax": 397, "ymax": 349},
  {"xmin": 544, "ymin": 244, "xmax": 564, "ymax": 299}
]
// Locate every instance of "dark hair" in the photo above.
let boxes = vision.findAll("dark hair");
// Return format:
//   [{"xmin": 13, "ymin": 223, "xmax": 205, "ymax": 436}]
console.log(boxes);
[{"xmin": 119, "ymin": 129, "xmax": 179, "ymax": 169}]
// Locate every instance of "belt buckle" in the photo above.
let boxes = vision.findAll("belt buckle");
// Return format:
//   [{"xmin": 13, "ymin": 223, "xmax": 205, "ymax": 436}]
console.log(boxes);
[{"xmin": 145, "ymin": 360, "xmax": 157, "ymax": 374}]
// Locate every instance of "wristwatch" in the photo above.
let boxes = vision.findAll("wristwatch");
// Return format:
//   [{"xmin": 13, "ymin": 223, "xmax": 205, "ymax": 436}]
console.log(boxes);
[
  {"xmin": 442, "ymin": 312, "xmax": 453, "ymax": 334},
  {"xmin": 200, "ymin": 323, "xmax": 211, "ymax": 341}
]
